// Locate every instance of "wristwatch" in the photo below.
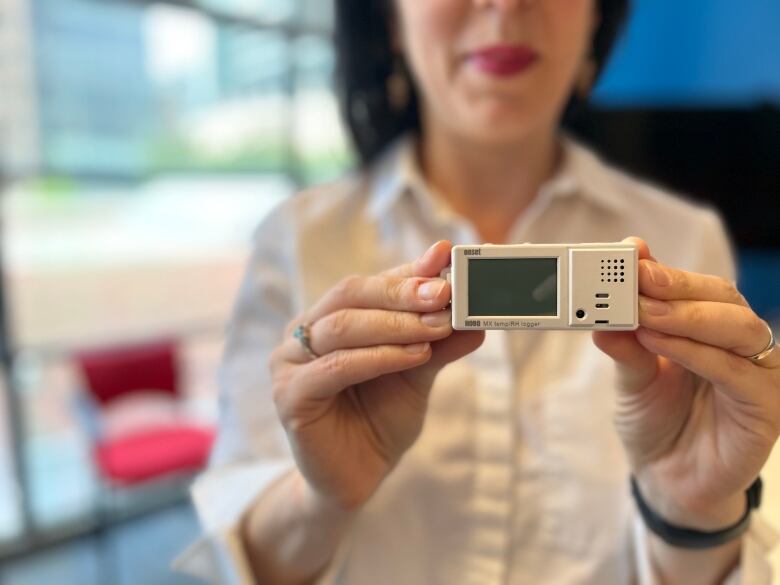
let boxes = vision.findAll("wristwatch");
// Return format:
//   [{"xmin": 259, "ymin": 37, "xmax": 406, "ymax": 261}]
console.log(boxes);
[{"xmin": 630, "ymin": 475, "xmax": 763, "ymax": 549}]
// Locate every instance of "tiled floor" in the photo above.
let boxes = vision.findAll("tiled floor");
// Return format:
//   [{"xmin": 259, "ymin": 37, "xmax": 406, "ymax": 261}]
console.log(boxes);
[{"xmin": 0, "ymin": 502, "xmax": 203, "ymax": 585}]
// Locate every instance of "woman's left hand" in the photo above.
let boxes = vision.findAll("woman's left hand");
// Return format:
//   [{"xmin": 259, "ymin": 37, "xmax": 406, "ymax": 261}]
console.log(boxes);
[{"xmin": 594, "ymin": 237, "xmax": 780, "ymax": 530}]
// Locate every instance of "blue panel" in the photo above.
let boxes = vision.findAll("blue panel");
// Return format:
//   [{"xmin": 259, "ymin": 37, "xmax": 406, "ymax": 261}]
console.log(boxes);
[
  {"xmin": 593, "ymin": 0, "xmax": 780, "ymax": 106},
  {"xmin": 738, "ymin": 251, "xmax": 780, "ymax": 323}
]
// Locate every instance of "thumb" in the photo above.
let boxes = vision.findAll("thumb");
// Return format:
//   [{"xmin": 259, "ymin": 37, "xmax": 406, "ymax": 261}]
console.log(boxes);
[
  {"xmin": 401, "ymin": 239, "xmax": 483, "ymax": 388},
  {"xmin": 382, "ymin": 240, "xmax": 453, "ymax": 278},
  {"xmin": 404, "ymin": 330, "xmax": 485, "ymax": 389},
  {"xmin": 592, "ymin": 330, "xmax": 658, "ymax": 393},
  {"xmin": 622, "ymin": 236, "xmax": 657, "ymax": 263},
  {"xmin": 594, "ymin": 236, "xmax": 659, "ymax": 391}
]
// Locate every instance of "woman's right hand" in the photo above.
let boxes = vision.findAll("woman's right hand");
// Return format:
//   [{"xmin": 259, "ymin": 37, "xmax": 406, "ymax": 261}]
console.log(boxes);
[{"xmin": 269, "ymin": 240, "xmax": 485, "ymax": 511}]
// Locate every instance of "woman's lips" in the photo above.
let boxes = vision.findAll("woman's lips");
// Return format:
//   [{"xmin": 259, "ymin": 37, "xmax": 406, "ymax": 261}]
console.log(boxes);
[{"xmin": 468, "ymin": 44, "xmax": 539, "ymax": 77}]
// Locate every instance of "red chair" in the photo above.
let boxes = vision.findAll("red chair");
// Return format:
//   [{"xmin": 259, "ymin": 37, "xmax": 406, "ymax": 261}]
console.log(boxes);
[
  {"xmin": 75, "ymin": 338, "xmax": 215, "ymax": 489},
  {"xmin": 73, "ymin": 339, "xmax": 215, "ymax": 581}
]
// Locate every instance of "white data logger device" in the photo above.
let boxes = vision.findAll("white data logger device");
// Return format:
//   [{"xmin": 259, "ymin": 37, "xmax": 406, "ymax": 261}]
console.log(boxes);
[{"xmin": 442, "ymin": 243, "xmax": 639, "ymax": 331}]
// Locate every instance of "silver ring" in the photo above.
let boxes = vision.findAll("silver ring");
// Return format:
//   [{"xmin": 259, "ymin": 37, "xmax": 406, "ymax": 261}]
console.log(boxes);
[
  {"xmin": 293, "ymin": 323, "xmax": 320, "ymax": 360},
  {"xmin": 748, "ymin": 323, "xmax": 776, "ymax": 364}
]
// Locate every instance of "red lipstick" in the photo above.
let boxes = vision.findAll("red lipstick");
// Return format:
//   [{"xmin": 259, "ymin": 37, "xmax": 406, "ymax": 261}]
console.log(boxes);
[{"xmin": 468, "ymin": 44, "xmax": 539, "ymax": 77}]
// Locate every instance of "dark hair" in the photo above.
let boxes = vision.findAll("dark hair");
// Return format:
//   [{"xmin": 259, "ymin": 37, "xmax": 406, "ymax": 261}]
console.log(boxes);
[{"xmin": 334, "ymin": 1, "xmax": 630, "ymax": 166}]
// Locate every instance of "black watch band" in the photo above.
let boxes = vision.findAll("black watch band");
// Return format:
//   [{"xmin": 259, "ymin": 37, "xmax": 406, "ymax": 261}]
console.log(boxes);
[{"xmin": 630, "ymin": 475, "xmax": 763, "ymax": 550}]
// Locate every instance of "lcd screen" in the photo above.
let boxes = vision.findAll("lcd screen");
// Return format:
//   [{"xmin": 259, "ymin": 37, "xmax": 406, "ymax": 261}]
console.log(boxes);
[{"xmin": 468, "ymin": 258, "xmax": 558, "ymax": 317}]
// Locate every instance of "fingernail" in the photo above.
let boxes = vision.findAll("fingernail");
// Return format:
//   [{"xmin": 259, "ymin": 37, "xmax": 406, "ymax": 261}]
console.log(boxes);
[
  {"xmin": 641, "ymin": 327, "xmax": 667, "ymax": 338},
  {"xmin": 405, "ymin": 342, "xmax": 430, "ymax": 354},
  {"xmin": 421, "ymin": 310, "xmax": 451, "ymax": 327},
  {"xmin": 645, "ymin": 262, "xmax": 670, "ymax": 287},
  {"xmin": 418, "ymin": 279, "xmax": 445, "ymax": 300},
  {"xmin": 639, "ymin": 296, "xmax": 670, "ymax": 316}
]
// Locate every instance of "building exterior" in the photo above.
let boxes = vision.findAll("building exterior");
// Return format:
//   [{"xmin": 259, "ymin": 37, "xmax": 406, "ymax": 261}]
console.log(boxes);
[
  {"xmin": 0, "ymin": 0, "xmax": 153, "ymax": 180},
  {"xmin": 30, "ymin": 0, "xmax": 153, "ymax": 179},
  {"xmin": 0, "ymin": 0, "xmax": 39, "ymax": 178}
]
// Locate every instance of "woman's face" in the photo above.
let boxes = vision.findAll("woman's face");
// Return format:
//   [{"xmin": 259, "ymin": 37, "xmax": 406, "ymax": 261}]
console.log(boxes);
[{"xmin": 394, "ymin": 0, "xmax": 597, "ymax": 146}]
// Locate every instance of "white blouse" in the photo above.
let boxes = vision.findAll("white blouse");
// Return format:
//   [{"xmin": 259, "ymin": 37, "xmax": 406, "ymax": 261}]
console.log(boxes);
[{"xmin": 175, "ymin": 136, "xmax": 780, "ymax": 585}]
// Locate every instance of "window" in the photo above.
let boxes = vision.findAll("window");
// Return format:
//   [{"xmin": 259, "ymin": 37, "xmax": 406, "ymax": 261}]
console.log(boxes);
[{"xmin": 0, "ymin": 0, "xmax": 349, "ymax": 546}]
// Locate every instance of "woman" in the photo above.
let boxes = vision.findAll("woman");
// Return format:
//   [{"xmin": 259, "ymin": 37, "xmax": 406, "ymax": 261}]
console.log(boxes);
[{"xmin": 184, "ymin": 1, "xmax": 780, "ymax": 583}]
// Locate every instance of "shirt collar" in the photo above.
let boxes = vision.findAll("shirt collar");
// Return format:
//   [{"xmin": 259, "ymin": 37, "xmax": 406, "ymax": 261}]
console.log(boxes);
[
  {"xmin": 367, "ymin": 134, "xmax": 422, "ymax": 220},
  {"xmin": 561, "ymin": 135, "xmax": 630, "ymax": 215},
  {"xmin": 367, "ymin": 133, "xmax": 628, "ymax": 222}
]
